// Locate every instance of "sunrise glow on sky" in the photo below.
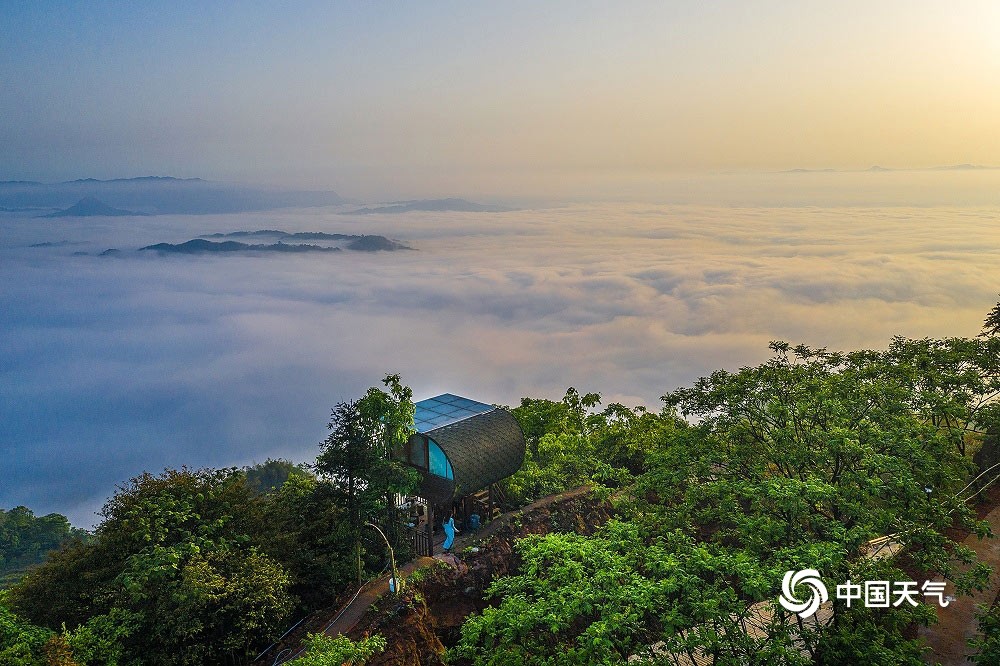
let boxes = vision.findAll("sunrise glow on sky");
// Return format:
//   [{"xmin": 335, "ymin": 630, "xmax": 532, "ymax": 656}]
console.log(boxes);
[{"xmin": 3, "ymin": 1, "xmax": 998, "ymax": 197}]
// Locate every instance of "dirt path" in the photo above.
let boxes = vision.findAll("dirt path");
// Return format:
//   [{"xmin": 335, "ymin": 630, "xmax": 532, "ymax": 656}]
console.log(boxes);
[
  {"xmin": 321, "ymin": 557, "xmax": 437, "ymax": 638},
  {"xmin": 446, "ymin": 484, "xmax": 597, "ymax": 554},
  {"xmin": 920, "ymin": 504, "xmax": 1000, "ymax": 664}
]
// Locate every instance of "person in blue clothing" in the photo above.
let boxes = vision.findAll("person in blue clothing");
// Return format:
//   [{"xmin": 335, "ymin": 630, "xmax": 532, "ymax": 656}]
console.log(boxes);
[{"xmin": 442, "ymin": 510, "xmax": 459, "ymax": 552}]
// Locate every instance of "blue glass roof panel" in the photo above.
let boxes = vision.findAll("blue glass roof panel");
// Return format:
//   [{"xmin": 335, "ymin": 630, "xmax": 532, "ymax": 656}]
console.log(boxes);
[{"xmin": 414, "ymin": 393, "xmax": 494, "ymax": 432}]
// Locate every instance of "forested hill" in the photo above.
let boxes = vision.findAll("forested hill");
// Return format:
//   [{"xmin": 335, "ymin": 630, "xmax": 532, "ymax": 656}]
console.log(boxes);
[{"xmin": 0, "ymin": 507, "xmax": 87, "ymax": 586}]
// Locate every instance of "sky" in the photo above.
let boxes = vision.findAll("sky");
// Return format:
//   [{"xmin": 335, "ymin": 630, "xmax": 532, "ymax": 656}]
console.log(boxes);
[{"xmin": 2, "ymin": 1, "xmax": 999, "ymax": 199}]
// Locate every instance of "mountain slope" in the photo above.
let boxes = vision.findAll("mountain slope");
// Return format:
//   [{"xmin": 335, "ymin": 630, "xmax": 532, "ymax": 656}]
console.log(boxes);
[
  {"xmin": 39, "ymin": 197, "xmax": 146, "ymax": 217},
  {"xmin": 2, "ymin": 177, "xmax": 345, "ymax": 214}
]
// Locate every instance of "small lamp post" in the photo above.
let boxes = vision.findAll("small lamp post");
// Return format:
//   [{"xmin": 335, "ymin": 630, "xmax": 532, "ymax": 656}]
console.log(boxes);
[{"xmin": 366, "ymin": 522, "xmax": 403, "ymax": 595}]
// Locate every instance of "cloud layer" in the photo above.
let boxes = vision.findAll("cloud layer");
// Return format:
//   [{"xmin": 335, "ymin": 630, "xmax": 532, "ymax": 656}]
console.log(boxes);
[{"xmin": 2, "ymin": 201, "xmax": 998, "ymax": 525}]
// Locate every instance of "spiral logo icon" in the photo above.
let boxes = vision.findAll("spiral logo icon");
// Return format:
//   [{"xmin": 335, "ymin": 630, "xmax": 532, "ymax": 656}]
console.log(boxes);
[{"xmin": 779, "ymin": 569, "xmax": 828, "ymax": 618}]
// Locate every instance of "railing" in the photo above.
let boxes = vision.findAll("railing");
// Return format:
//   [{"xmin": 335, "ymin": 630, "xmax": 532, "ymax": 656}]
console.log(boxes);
[
  {"xmin": 491, "ymin": 483, "xmax": 510, "ymax": 511},
  {"xmin": 251, "ymin": 616, "xmax": 306, "ymax": 664},
  {"xmin": 262, "ymin": 557, "xmax": 391, "ymax": 665},
  {"xmin": 410, "ymin": 523, "xmax": 433, "ymax": 557}
]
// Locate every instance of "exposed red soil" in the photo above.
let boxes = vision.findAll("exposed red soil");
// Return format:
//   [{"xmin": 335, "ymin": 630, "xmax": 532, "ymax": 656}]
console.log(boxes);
[
  {"xmin": 351, "ymin": 485, "xmax": 616, "ymax": 665},
  {"xmin": 920, "ymin": 484, "xmax": 1000, "ymax": 664}
]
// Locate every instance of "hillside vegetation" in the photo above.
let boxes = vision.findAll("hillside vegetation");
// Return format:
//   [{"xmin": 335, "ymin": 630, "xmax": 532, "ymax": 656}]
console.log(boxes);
[{"xmin": 0, "ymin": 508, "xmax": 88, "ymax": 587}]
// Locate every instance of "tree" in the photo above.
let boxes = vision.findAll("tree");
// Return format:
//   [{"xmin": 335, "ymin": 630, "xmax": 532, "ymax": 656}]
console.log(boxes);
[
  {"xmin": 0, "ymin": 506, "xmax": 88, "ymax": 586},
  {"xmin": 6, "ymin": 530, "xmax": 119, "ymax": 631},
  {"xmin": 511, "ymin": 387, "xmax": 602, "ymax": 460},
  {"xmin": 982, "ymin": 297, "xmax": 1000, "ymax": 337},
  {"xmin": 62, "ymin": 607, "xmax": 137, "ymax": 666},
  {"xmin": 453, "ymin": 522, "xmax": 807, "ymax": 666},
  {"xmin": 110, "ymin": 540, "xmax": 291, "ymax": 664},
  {"xmin": 244, "ymin": 458, "xmax": 312, "ymax": 495},
  {"xmin": 314, "ymin": 375, "xmax": 419, "ymax": 585},
  {"xmin": 459, "ymin": 335, "xmax": 996, "ymax": 665},
  {"xmin": 651, "ymin": 341, "xmax": 990, "ymax": 661},
  {"xmin": 503, "ymin": 388, "xmax": 678, "ymax": 506},
  {"xmin": 883, "ymin": 335, "xmax": 1000, "ymax": 456},
  {"xmin": 257, "ymin": 474, "xmax": 355, "ymax": 610},
  {"xmin": 970, "ymin": 602, "xmax": 1000, "ymax": 664}
]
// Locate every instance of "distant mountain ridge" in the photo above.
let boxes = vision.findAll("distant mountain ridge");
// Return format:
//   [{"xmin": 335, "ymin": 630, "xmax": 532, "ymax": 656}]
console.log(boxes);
[
  {"xmin": 29, "ymin": 240, "xmax": 88, "ymax": 248},
  {"xmin": 67, "ymin": 176, "xmax": 204, "ymax": 183},
  {"xmin": 201, "ymin": 230, "xmax": 356, "ymax": 241},
  {"xmin": 780, "ymin": 164, "xmax": 997, "ymax": 174},
  {"xmin": 139, "ymin": 232, "xmax": 411, "ymax": 255},
  {"xmin": 140, "ymin": 239, "xmax": 341, "ymax": 254},
  {"xmin": 40, "ymin": 197, "xmax": 147, "ymax": 218},
  {"xmin": 928, "ymin": 163, "xmax": 990, "ymax": 171},
  {"xmin": 345, "ymin": 198, "xmax": 511, "ymax": 214},
  {"xmin": 0, "ymin": 176, "xmax": 344, "ymax": 214}
]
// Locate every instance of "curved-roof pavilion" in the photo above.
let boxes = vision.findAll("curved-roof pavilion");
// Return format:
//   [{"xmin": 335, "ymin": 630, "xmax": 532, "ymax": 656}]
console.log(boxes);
[{"xmin": 399, "ymin": 393, "xmax": 525, "ymax": 502}]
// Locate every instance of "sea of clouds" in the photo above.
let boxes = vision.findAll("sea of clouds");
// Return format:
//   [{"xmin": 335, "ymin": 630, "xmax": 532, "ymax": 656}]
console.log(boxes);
[{"xmin": 2, "ymin": 191, "xmax": 999, "ymax": 525}]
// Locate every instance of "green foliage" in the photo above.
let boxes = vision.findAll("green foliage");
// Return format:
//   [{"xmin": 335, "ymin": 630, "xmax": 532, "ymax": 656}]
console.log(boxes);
[
  {"xmin": 970, "ymin": 603, "xmax": 1000, "ymax": 664},
  {"xmin": 0, "ymin": 506, "xmax": 88, "ymax": 587},
  {"xmin": 115, "ymin": 542, "xmax": 292, "ymax": 664},
  {"xmin": 62, "ymin": 607, "xmax": 138, "ymax": 666},
  {"xmin": 982, "ymin": 297, "xmax": 1000, "ymax": 338},
  {"xmin": 883, "ymin": 335, "xmax": 1000, "ymax": 456},
  {"xmin": 454, "ymin": 522, "xmax": 809, "ymax": 665},
  {"xmin": 503, "ymin": 388, "xmax": 679, "ymax": 506},
  {"xmin": 814, "ymin": 599, "xmax": 930, "ymax": 665},
  {"xmin": 512, "ymin": 388, "xmax": 601, "ymax": 452},
  {"xmin": 9, "ymin": 468, "xmax": 295, "ymax": 665},
  {"xmin": 502, "ymin": 432, "xmax": 610, "ymax": 504},
  {"xmin": 0, "ymin": 595, "xmax": 52, "ymax": 666},
  {"xmin": 244, "ymin": 458, "xmax": 312, "ymax": 495},
  {"xmin": 461, "ymin": 329, "xmax": 1000, "ymax": 665},
  {"xmin": 8, "ymin": 318, "xmax": 999, "ymax": 666},
  {"xmin": 454, "ymin": 523, "xmax": 655, "ymax": 665},
  {"xmin": 314, "ymin": 375, "xmax": 420, "ymax": 583},
  {"xmin": 288, "ymin": 632, "xmax": 386, "ymax": 665},
  {"xmin": 658, "ymin": 342, "xmax": 988, "ymax": 591},
  {"xmin": 405, "ymin": 559, "xmax": 451, "ymax": 589},
  {"xmin": 2, "ymin": 376, "xmax": 436, "ymax": 664},
  {"xmin": 316, "ymin": 399, "xmax": 418, "ymax": 515},
  {"xmin": 257, "ymin": 474, "xmax": 355, "ymax": 609},
  {"xmin": 638, "ymin": 342, "xmax": 990, "ymax": 661},
  {"xmin": 8, "ymin": 525, "xmax": 123, "ymax": 631}
]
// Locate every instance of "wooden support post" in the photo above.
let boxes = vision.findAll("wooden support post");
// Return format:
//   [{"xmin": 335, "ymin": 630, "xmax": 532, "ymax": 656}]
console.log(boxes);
[{"xmin": 426, "ymin": 504, "xmax": 434, "ymax": 556}]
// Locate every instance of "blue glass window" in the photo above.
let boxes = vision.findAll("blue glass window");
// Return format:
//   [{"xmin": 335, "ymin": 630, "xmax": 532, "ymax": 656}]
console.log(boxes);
[{"xmin": 428, "ymin": 439, "xmax": 454, "ymax": 479}]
